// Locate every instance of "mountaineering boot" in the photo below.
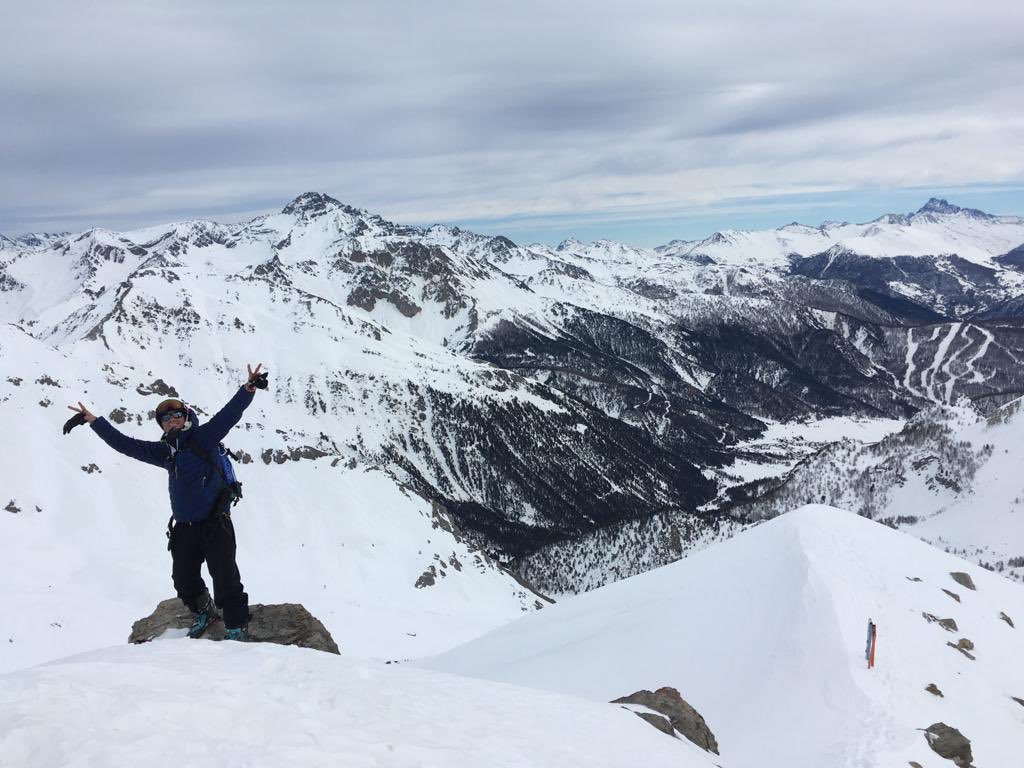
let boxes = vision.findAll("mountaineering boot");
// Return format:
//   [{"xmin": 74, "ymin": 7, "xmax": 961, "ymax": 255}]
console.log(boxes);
[
  {"xmin": 224, "ymin": 626, "xmax": 249, "ymax": 642},
  {"xmin": 187, "ymin": 592, "xmax": 219, "ymax": 639}
]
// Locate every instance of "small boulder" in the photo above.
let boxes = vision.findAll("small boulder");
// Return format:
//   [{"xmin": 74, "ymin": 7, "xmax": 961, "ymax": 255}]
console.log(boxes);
[
  {"xmin": 129, "ymin": 598, "xmax": 340, "ymax": 654},
  {"xmin": 999, "ymin": 611, "xmax": 1014, "ymax": 628},
  {"xmin": 612, "ymin": 687, "xmax": 719, "ymax": 754},
  {"xmin": 923, "ymin": 722, "xmax": 973, "ymax": 767},
  {"xmin": 926, "ymin": 683, "xmax": 944, "ymax": 697},
  {"xmin": 941, "ymin": 589, "xmax": 960, "ymax": 603},
  {"xmin": 922, "ymin": 613, "xmax": 958, "ymax": 632},
  {"xmin": 949, "ymin": 572, "xmax": 976, "ymax": 591},
  {"xmin": 946, "ymin": 638, "xmax": 976, "ymax": 660}
]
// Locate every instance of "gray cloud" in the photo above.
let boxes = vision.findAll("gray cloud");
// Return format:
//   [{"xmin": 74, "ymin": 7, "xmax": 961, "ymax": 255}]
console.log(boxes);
[{"xmin": 1, "ymin": 0, "xmax": 1022, "ymax": 237}]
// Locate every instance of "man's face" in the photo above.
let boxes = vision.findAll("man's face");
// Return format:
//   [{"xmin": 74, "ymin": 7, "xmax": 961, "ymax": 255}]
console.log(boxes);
[{"xmin": 157, "ymin": 406, "xmax": 186, "ymax": 433}]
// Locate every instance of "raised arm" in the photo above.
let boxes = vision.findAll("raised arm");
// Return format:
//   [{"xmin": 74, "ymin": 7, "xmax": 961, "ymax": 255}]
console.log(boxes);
[
  {"xmin": 200, "ymin": 386, "xmax": 255, "ymax": 443},
  {"xmin": 200, "ymin": 364, "xmax": 265, "ymax": 443},
  {"xmin": 70, "ymin": 401, "xmax": 169, "ymax": 468}
]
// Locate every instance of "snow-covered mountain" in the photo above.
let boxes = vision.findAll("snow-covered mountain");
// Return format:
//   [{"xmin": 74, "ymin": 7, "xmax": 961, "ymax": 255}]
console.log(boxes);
[
  {"xmin": 426, "ymin": 506, "xmax": 1024, "ymax": 768},
  {"xmin": 2, "ymin": 192, "xmax": 1023, "ymax": 613},
  {"xmin": 3, "ymin": 194, "xmax": 1024, "ymax": 767}
]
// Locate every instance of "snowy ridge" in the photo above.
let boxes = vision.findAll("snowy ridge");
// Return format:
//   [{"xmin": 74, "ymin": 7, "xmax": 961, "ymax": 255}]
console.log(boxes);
[
  {"xmin": 426, "ymin": 506, "xmax": 1024, "ymax": 768},
  {"xmin": 727, "ymin": 403, "xmax": 1024, "ymax": 581}
]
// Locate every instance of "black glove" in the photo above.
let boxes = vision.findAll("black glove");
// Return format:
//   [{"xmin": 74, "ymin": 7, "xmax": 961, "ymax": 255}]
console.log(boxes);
[
  {"xmin": 248, "ymin": 371, "xmax": 269, "ymax": 390},
  {"xmin": 62, "ymin": 412, "xmax": 87, "ymax": 435}
]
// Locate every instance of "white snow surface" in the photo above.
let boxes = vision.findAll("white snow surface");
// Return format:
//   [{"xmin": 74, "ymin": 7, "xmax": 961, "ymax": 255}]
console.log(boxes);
[
  {"xmin": 424, "ymin": 506, "xmax": 1024, "ymax": 768},
  {"xmin": 0, "ymin": 641, "xmax": 718, "ymax": 768}
]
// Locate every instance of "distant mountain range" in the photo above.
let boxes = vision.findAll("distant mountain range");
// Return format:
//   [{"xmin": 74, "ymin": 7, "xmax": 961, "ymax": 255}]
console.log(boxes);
[{"xmin": 2, "ymin": 193, "xmax": 1023, "ymax": 585}]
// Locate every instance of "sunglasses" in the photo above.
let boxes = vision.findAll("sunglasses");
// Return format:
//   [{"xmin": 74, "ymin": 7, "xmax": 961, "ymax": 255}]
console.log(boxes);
[{"xmin": 158, "ymin": 409, "xmax": 186, "ymax": 424}]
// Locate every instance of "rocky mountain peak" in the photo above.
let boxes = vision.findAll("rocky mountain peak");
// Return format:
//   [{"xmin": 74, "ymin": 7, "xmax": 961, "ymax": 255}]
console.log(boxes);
[
  {"xmin": 916, "ymin": 198, "xmax": 992, "ymax": 220},
  {"xmin": 281, "ymin": 191, "xmax": 348, "ymax": 218},
  {"xmin": 919, "ymin": 198, "xmax": 962, "ymax": 215}
]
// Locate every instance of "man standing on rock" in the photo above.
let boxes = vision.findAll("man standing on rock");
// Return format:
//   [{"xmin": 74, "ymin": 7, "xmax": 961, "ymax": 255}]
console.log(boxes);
[{"xmin": 66, "ymin": 364, "xmax": 268, "ymax": 642}]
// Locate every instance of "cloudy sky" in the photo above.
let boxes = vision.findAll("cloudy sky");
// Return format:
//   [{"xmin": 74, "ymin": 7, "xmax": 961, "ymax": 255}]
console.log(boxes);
[{"xmin": 3, "ymin": 0, "xmax": 1022, "ymax": 245}]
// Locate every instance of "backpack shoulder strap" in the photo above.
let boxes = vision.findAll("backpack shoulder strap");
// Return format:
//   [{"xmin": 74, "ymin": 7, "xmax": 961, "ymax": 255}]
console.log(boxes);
[{"xmin": 186, "ymin": 441, "xmax": 228, "ymax": 484}]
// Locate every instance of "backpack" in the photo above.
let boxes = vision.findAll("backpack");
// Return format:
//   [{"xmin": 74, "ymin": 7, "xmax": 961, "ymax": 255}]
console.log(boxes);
[{"xmin": 188, "ymin": 441, "xmax": 244, "ymax": 506}]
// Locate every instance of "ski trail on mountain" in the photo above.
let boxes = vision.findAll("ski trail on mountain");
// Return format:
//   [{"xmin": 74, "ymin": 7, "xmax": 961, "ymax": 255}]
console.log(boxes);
[
  {"xmin": 924, "ymin": 323, "xmax": 960, "ymax": 402},
  {"xmin": 965, "ymin": 325, "xmax": 994, "ymax": 383},
  {"xmin": 903, "ymin": 329, "xmax": 920, "ymax": 397}
]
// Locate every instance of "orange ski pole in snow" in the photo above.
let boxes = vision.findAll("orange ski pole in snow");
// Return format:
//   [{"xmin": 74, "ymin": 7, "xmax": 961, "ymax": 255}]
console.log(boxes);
[{"xmin": 866, "ymin": 620, "xmax": 877, "ymax": 669}]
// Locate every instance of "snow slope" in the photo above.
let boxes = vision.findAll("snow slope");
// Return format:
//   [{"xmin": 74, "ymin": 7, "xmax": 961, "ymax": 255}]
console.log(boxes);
[
  {"xmin": 0, "ymin": 641, "xmax": 720, "ymax": 768},
  {"xmin": 0, "ymin": 323, "xmax": 542, "ymax": 675},
  {"xmin": 424, "ymin": 506, "xmax": 1024, "ymax": 768}
]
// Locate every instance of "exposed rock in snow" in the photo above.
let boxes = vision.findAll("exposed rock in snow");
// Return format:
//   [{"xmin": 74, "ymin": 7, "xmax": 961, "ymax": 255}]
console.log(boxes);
[
  {"xmin": 612, "ymin": 687, "xmax": 719, "ymax": 754},
  {"xmin": 923, "ymin": 722, "xmax": 974, "ymax": 767},
  {"xmin": 950, "ymin": 571, "xmax": 977, "ymax": 591},
  {"xmin": 129, "ymin": 598, "xmax": 340, "ymax": 654}
]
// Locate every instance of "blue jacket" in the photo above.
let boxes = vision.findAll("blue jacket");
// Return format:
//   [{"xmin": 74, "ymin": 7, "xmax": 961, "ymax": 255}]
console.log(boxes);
[{"xmin": 90, "ymin": 387, "xmax": 255, "ymax": 522}]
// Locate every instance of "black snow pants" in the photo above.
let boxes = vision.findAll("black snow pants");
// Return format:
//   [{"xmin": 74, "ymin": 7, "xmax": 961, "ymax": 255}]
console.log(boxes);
[{"xmin": 169, "ymin": 504, "xmax": 249, "ymax": 629}]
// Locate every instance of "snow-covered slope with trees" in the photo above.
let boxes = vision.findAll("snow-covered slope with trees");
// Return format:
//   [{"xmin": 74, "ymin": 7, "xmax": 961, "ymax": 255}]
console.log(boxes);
[{"xmin": 725, "ymin": 397, "xmax": 1024, "ymax": 582}]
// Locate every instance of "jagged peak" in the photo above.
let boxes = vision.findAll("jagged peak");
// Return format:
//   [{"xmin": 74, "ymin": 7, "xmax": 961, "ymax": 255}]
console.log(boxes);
[
  {"xmin": 488, "ymin": 234, "xmax": 518, "ymax": 249},
  {"xmin": 918, "ymin": 197, "xmax": 962, "ymax": 215},
  {"xmin": 699, "ymin": 231, "xmax": 735, "ymax": 246},
  {"xmin": 871, "ymin": 213, "xmax": 913, "ymax": 226},
  {"xmin": 281, "ymin": 192, "xmax": 350, "ymax": 218},
  {"xmin": 915, "ymin": 197, "xmax": 993, "ymax": 220}
]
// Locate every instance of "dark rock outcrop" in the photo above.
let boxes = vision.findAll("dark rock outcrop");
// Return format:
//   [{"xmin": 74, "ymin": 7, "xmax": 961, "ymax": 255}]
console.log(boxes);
[
  {"xmin": 949, "ymin": 572, "xmax": 976, "ymax": 591},
  {"xmin": 612, "ymin": 687, "xmax": 719, "ymax": 754},
  {"xmin": 136, "ymin": 379, "xmax": 179, "ymax": 398},
  {"xmin": 129, "ymin": 598, "xmax": 339, "ymax": 654},
  {"xmin": 926, "ymin": 683, "xmax": 944, "ymax": 697},
  {"xmin": 923, "ymin": 722, "xmax": 974, "ymax": 767}
]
